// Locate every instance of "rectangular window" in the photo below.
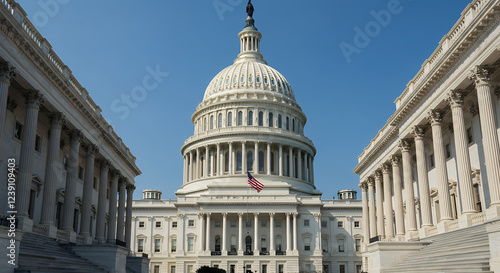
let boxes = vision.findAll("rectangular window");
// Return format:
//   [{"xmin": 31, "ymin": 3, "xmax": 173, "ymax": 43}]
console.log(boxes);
[
  {"xmin": 467, "ymin": 127, "xmax": 473, "ymax": 144},
  {"xmin": 78, "ymin": 166, "xmax": 84, "ymax": 180},
  {"xmin": 355, "ymin": 238, "xmax": 361, "ymax": 252},
  {"xmin": 93, "ymin": 177, "xmax": 98, "ymax": 189},
  {"xmin": 14, "ymin": 122, "xmax": 22, "ymax": 140},
  {"xmin": 262, "ymin": 264, "xmax": 267, "ymax": 273},
  {"xmin": 35, "ymin": 135, "xmax": 41, "ymax": 152},
  {"xmin": 446, "ymin": 143, "xmax": 451, "ymax": 158},
  {"xmin": 230, "ymin": 265, "xmax": 236, "ymax": 273},
  {"xmin": 304, "ymin": 237, "xmax": 311, "ymax": 251},
  {"xmin": 171, "ymin": 266, "xmax": 176, "ymax": 273},
  {"xmin": 137, "ymin": 239, "xmax": 144, "ymax": 252},
  {"xmin": 215, "ymin": 222, "xmax": 221, "ymax": 227},
  {"xmin": 154, "ymin": 265, "xmax": 160, "ymax": 273},
  {"xmin": 304, "ymin": 219, "xmax": 309, "ymax": 227},
  {"xmin": 231, "ymin": 221, "xmax": 236, "ymax": 227},
  {"xmin": 188, "ymin": 237, "xmax": 194, "ymax": 252},
  {"xmin": 338, "ymin": 221, "xmax": 344, "ymax": 228},
  {"xmin": 323, "ymin": 265, "xmax": 329, "ymax": 273},
  {"xmin": 321, "ymin": 221, "xmax": 327, "ymax": 228},
  {"xmin": 356, "ymin": 265, "xmax": 362, "ymax": 273},
  {"xmin": 187, "ymin": 265, "xmax": 193, "ymax": 273},
  {"xmin": 339, "ymin": 265, "xmax": 346, "ymax": 273},
  {"xmin": 171, "ymin": 238, "xmax": 177, "ymax": 252},
  {"xmin": 339, "ymin": 239, "xmax": 345, "ymax": 252},
  {"xmin": 278, "ymin": 264, "xmax": 284, "ymax": 273},
  {"xmin": 156, "ymin": 221, "xmax": 161, "ymax": 228},
  {"xmin": 172, "ymin": 221, "xmax": 177, "ymax": 228},
  {"xmin": 188, "ymin": 220, "xmax": 195, "ymax": 227},
  {"xmin": 261, "ymin": 221, "xmax": 267, "ymax": 227},
  {"xmin": 429, "ymin": 154, "xmax": 435, "ymax": 168},
  {"xmin": 155, "ymin": 238, "xmax": 161, "ymax": 252},
  {"xmin": 246, "ymin": 222, "xmax": 251, "ymax": 227},
  {"xmin": 354, "ymin": 221, "xmax": 360, "ymax": 228},
  {"xmin": 322, "ymin": 238, "xmax": 328, "ymax": 252},
  {"xmin": 276, "ymin": 221, "xmax": 281, "ymax": 227},
  {"xmin": 139, "ymin": 221, "xmax": 145, "ymax": 228}
]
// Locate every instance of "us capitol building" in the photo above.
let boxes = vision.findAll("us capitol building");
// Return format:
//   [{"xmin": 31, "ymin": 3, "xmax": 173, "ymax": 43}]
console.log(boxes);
[{"xmin": 131, "ymin": 4, "xmax": 363, "ymax": 273}]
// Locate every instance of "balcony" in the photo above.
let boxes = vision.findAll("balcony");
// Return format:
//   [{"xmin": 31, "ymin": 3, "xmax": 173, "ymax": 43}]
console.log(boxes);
[
  {"xmin": 260, "ymin": 250, "xmax": 269, "ymax": 255},
  {"xmin": 243, "ymin": 251, "xmax": 253, "ymax": 256},
  {"xmin": 211, "ymin": 251, "xmax": 221, "ymax": 256},
  {"xmin": 228, "ymin": 251, "xmax": 237, "ymax": 255},
  {"xmin": 276, "ymin": 251, "xmax": 286, "ymax": 255}
]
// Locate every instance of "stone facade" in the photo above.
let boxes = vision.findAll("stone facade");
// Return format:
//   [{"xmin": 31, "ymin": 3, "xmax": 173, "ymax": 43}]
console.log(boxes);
[{"xmin": 353, "ymin": 0, "xmax": 500, "ymax": 272}]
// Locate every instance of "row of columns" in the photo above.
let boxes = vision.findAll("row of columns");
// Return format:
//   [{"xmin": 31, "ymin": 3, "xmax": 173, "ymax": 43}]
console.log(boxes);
[
  {"xmin": 183, "ymin": 142, "xmax": 314, "ymax": 184},
  {"xmin": 197, "ymin": 212, "xmax": 303, "ymax": 255},
  {"xmin": 0, "ymin": 62, "xmax": 136, "ymax": 247},
  {"xmin": 359, "ymin": 65, "xmax": 500, "ymax": 242}
]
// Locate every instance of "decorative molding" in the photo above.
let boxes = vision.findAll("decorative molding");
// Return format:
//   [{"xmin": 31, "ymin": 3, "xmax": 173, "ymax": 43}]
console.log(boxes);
[
  {"xmin": 399, "ymin": 139, "xmax": 412, "ymax": 152},
  {"xmin": 428, "ymin": 109, "xmax": 444, "ymax": 125},
  {"xmin": 6, "ymin": 97, "xmax": 17, "ymax": 112},
  {"xmin": 0, "ymin": 62, "xmax": 16, "ymax": 82}
]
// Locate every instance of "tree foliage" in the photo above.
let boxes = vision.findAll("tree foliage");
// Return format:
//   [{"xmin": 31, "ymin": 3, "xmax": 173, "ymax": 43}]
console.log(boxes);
[{"xmin": 196, "ymin": 266, "xmax": 226, "ymax": 273}]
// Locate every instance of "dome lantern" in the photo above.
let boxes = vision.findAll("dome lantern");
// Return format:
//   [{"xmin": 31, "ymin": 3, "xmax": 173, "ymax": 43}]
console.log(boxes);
[{"xmin": 235, "ymin": 1, "xmax": 266, "ymax": 64}]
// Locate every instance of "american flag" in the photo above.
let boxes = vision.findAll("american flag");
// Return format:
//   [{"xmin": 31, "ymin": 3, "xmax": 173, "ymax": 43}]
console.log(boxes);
[{"xmin": 247, "ymin": 172, "xmax": 264, "ymax": 192}]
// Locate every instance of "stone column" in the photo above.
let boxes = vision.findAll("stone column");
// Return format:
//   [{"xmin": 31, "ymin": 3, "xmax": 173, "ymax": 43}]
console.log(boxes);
[
  {"xmin": 216, "ymin": 143, "xmax": 221, "ymax": 176},
  {"xmin": 107, "ymin": 171, "xmax": 120, "ymax": 243},
  {"xmin": 382, "ymin": 164, "xmax": 395, "ymax": 237},
  {"xmin": 279, "ymin": 144, "xmax": 283, "ymax": 176},
  {"xmin": 254, "ymin": 142, "xmax": 259, "ymax": 174},
  {"xmin": 125, "ymin": 184, "xmax": 135, "ymax": 249},
  {"xmin": 183, "ymin": 155, "xmax": 187, "ymax": 183},
  {"xmin": 412, "ymin": 126, "xmax": 433, "ymax": 226},
  {"xmin": 40, "ymin": 113, "xmax": 65, "ymax": 228},
  {"xmin": 206, "ymin": 213, "xmax": 211, "ymax": 252},
  {"xmin": 116, "ymin": 179, "xmax": 127, "ymax": 241},
  {"xmin": 16, "ymin": 91, "xmax": 43, "ymax": 224},
  {"xmin": 297, "ymin": 149, "xmax": 302, "ymax": 180},
  {"xmin": 292, "ymin": 212, "xmax": 298, "ymax": 252},
  {"xmin": 400, "ymin": 139, "xmax": 418, "ymax": 231},
  {"xmin": 314, "ymin": 213, "xmax": 321, "ymax": 254},
  {"xmin": 204, "ymin": 146, "xmax": 209, "ymax": 177},
  {"xmin": 286, "ymin": 212, "xmax": 291, "ymax": 252},
  {"xmin": 242, "ymin": 142, "xmax": 247, "ymax": 173},
  {"xmin": 267, "ymin": 142, "xmax": 271, "ymax": 175},
  {"xmin": 80, "ymin": 144, "xmax": 98, "ymax": 239},
  {"xmin": 189, "ymin": 151, "xmax": 193, "ymax": 181},
  {"xmin": 196, "ymin": 147, "xmax": 200, "ymax": 179},
  {"xmin": 62, "ymin": 130, "xmax": 83, "ymax": 234},
  {"xmin": 428, "ymin": 110, "xmax": 453, "ymax": 221},
  {"xmin": 447, "ymin": 90, "xmax": 477, "ymax": 213},
  {"xmin": 289, "ymin": 146, "xmax": 294, "ymax": 178},
  {"xmin": 238, "ymin": 213, "xmax": 243, "ymax": 253},
  {"xmin": 269, "ymin": 212, "xmax": 275, "ymax": 254},
  {"xmin": 254, "ymin": 213, "xmax": 259, "ymax": 254},
  {"xmin": 308, "ymin": 155, "xmax": 313, "ymax": 183},
  {"xmin": 199, "ymin": 213, "xmax": 205, "ymax": 252},
  {"xmin": 222, "ymin": 212, "xmax": 228, "ymax": 253},
  {"xmin": 359, "ymin": 182, "xmax": 370, "ymax": 244},
  {"xmin": 368, "ymin": 177, "xmax": 377, "ymax": 238},
  {"xmin": 177, "ymin": 214, "xmax": 185, "ymax": 253},
  {"xmin": 96, "ymin": 160, "xmax": 110, "ymax": 243},
  {"xmin": 375, "ymin": 171, "xmax": 385, "ymax": 238},
  {"xmin": 303, "ymin": 152, "xmax": 307, "ymax": 181},
  {"xmin": 0, "ymin": 63, "xmax": 15, "ymax": 149},
  {"xmin": 210, "ymin": 151, "xmax": 215, "ymax": 177},
  {"xmin": 469, "ymin": 66, "xmax": 500, "ymax": 206},
  {"xmin": 392, "ymin": 156, "xmax": 405, "ymax": 235}
]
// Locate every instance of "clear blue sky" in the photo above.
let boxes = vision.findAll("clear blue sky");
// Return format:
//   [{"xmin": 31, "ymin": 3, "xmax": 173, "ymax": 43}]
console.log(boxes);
[{"xmin": 20, "ymin": 0, "xmax": 471, "ymax": 199}]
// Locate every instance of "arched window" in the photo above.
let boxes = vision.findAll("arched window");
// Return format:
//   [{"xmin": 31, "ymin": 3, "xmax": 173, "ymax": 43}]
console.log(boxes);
[
  {"xmin": 204, "ymin": 117, "xmax": 207, "ymax": 131},
  {"xmin": 247, "ymin": 151, "xmax": 253, "ymax": 171},
  {"xmin": 292, "ymin": 119, "xmax": 295, "ymax": 132},
  {"xmin": 237, "ymin": 151, "xmax": 242, "ymax": 172},
  {"xmin": 225, "ymin": 152, "xmax": 229, "ymax": 173},
  {"xmin": 261, "ymin": 236, "xmax": 267, "ymax": 252},
  {"xmin": 228, "ymin": 112, "xmax": 233, "ymax": 127},
  {"xmin": 259, "ymin": 151, "xmax": 264, "ymax": 172},
  {"xmin": 258, "ymin": 112, "xmax": 264, "ymax": 126},
  {"xmin": 238, "ymin": 111, "xmax": 243, "ymax": 126},
  {"xmin": 278, "ymin": 114, "xmax": 282, "ymax": 128},
  {"xmin": 286, "ymin": 117, "xmax": 290, "ymax": 130},
  {"xmin": 269, "ymin": 113, "xmax": 273, "ymax": 127},
  {"xmin": 276, "ymin": 236, "xmax": 282, "ymax": 252},
  {"xmin": 245, "ymin": 236, "xmax": 252, "ymax": 253},
  {"xmin": 215, "ymin": 235, "xmax": 221, "ymax": 252},
  {"xmin": 270, "ymin": 152, "xmax": 275, "ymax": 173},
  {"xmin": 218, "ymin": 114, "xmax": 223, "ymax": 128},
  {"xmin": 248, "ymin": 111, "xmax": 253, "ymax": 126},
  {"xmin": 230, "ymin": 236, "xmax": 237, "ymax": 252},
  {"xmin": 210, "ymin": 115, "xmax": 214, "ymax": 130}
]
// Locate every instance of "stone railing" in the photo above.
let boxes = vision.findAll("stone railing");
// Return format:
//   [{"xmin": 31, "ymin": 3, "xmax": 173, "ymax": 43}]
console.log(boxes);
[
  {"xmin": 57, "ymin": 229, "xmax": 67, "ymax": 239},
  {"xmin": 76, "ymin": 234, "xmax": 84, "ymax": 244},
  {"xmin": 447, "ymin": 219, "xmax": 459, "ymax": 231},
  {"xmin": 471, "ymin": 212, "xmax": 486, "ymax": 225},
  {"xmin": 32, "ymin": 224, "xmax": 47, "ymax": 235},
  {"xmin": 428, "ymin": 226, "xmax": 438, "ymax": 236}
]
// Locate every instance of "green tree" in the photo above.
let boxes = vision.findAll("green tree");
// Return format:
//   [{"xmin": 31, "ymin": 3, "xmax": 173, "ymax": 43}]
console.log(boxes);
[{"xmin": 196, "ymin": 266, "xmax": 226, "ymax": 273}]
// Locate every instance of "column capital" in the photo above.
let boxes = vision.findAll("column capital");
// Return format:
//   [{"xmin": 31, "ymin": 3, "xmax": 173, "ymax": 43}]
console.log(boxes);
[
  {"xmin": 411, "ymin": 125, "xmax": 426, "ymax": 139},
  {"xmin": 85, "ymin": 143, "xmax": 99, "ymax": 156},
  {"xmin": 428, "ymin": 109, "xmax": 444, "ymax": 125},
  {"xmin": 119, "ymin": 177, "xmax": 129, "ymax": 186},
  {"xmin": 253, "ymin": 212, "xmax": 259, "ymax": 217},
  {"xmin": 241, "ymin": 141, "xmax": 246, "ymax": 145},
  {"xmin": 206, "ymin": 212, "xmax": 212, "ymax": 217},
  {"xmin": 359, "ymin": 181, "xmax": 368, "ymax": 191},
  {"xmin": 494, "ymin": 86, "xmax": 500, "ymax": 99},
  {"xmin": 69, "ymin": 129, "xmax": 84, "ymax": 143},
  {"xmin": 0, "ymin": 62, "xmax": 17, "ymax": 82},
  {"xmin": 279, "ymin": 143, "xmax": 283, "ymax": 148},
  {"xmin": 222, "ymin": 212, "xmax": 228, "ymax": 217},
  {"xmin": 23, "ymin": 90, "xmax": 44, "ymax": 107},
  {"xmin": 381, "ymin": 163, "xmax": 391, "ymax": 174},
  {"xmin": 126, "ymin": 184, "xmax": 136, "ymax": 191},
  {"xmin": 198, "ymin": 212, "xmax": 205, "ymax": 219},
  {"xmin": 367, "ymin": 177, "xmax": 375, "ymax": 187},
  {"xmin": 374, "ymin": 170, "xmax": 382, "ymax": 178},
  {"xmin": 238, "ymin": 212, "xmax": 244, "ymax": 217},
  {"xmin": 391, "ymin": 155, "xmax": 401, "ymax": 165},
  {"xmin": 398, "ymin": 139, "xmax": 412, "ymax": 152},
  {"xmin": 269, "ymin": 212, "xmax": 275, "ymax": 217},
  {"xmin": 313, "ymin": 213, "xmax": 321, "ymax": 219},
  {"xmin": 48, "ymin": 112, "xmax": 66, "ymax": 128},
  {"xmin": 177, "ymin": 213, "xmax": 185, "ymax": 219},
  {"xmin": 447, "ymin": 90, "xmax": 466, "ymax": 107},
  {"xmin": 147, "ymin": 216, "xmax": 153, "ymax": 221},
  {"xmin": 100, "ymin": 159, "xmax": 110, "ymax": 170},
  {"xmin": 292, "ymin": 212, "xmax": 298, "ymax": 217},
  {"xmin": 286, "ymin": 212, "xmax": 292, "ymax": 217},
  {"xmin": 111, "ymin": 169, "xmax": 122, "ymax": 178},
  {"xmin": 469, "ymin": 65, "xmax": 496, "ymax": 86}
]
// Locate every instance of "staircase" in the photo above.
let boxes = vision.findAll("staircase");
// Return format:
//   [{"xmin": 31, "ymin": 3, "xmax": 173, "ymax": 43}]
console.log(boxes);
[
  {"xmin": 385, "ymin": 223, "xmax": 492, "ymax": 273},
  {"xmin": 15, "ymin": 232, "xmax": 107, "ymax": 273}
]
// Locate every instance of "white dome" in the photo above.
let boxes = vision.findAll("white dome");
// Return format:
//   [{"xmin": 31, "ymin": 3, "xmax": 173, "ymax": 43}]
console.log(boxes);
[{"xmin": 203, "ymin": 61, "xmax": 296, "ymax": 103}]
